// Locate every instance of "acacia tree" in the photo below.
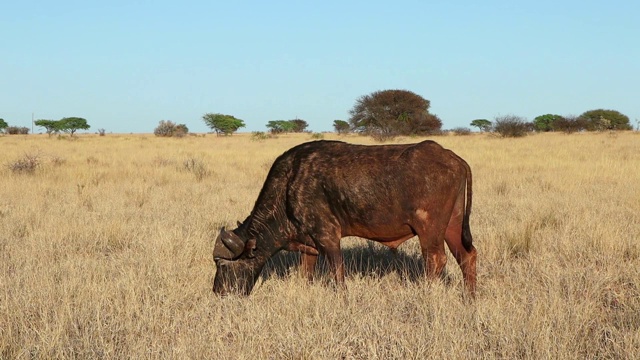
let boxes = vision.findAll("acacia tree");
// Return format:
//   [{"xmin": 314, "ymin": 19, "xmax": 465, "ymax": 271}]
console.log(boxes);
[
  {"xmin": 58, "ymin": 117, "xmax": 90, "ymax": 136},
  {"xmin": 333, "ymin": 120, "xmax": 350, "ymax": 134},
  {"xmin": 290, "ymin": 119, "xmax": 309, "ymax": 132},
  {"xmin": 266, "ymin": 120, "xmax": 296, "ymax": 134},
  {"xmin": 533, "ymin": 114, "xmax": 564, "ymax": 132},
  {"xmin": 349, "ymin": 89, "xmax": 441, "ymax": 139},
  {"xmin": 265, "ymin": 120, "xmax": 307, "ymax": 133},
  {"xmin": 34, "ymin": 119, "xmax": 62, "ymax": 136},
  {"xmin": 0, "ymin": 118, "xmax": 7, "ymax": 133},
  {"xmin": 470, "ymin": 119, "xmax": 492, "ymax": 132},
  {"xmin": 202, "ymin": 113, "xmax": 245, "ymax": 135},
  {"xmin": 579, "ymin": 109, "xmax": 631, "ymax": 131}
]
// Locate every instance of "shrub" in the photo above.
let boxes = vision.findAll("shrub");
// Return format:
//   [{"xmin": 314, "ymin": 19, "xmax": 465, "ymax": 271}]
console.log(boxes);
[
  {"xmin": 154, "ymin": 120, "xmax": 176, "ymax": 137},
  {"xmin": 309, "ymin": 132, "xmax": 324, "ymax": 140},
  {"xmin": 50, "ymin": 155, "xmax": 66, "ymax": 167},
  {"xmin": 174, "ymin": 124, "xmax": 189, "ymax": 137},
  {"xmin": 5, "ymin": 126, "xmax": 30, "ymax": 135},
  {"xmin": 98, "ymin": 129, "xmax": 106, "ymax": 136},
  {"xmin": 427, "ymin": 129, "xmax": 448, "ymax": 136},
  {"xmin": 452, "ymin": 127, "xmax": 472, "ymax": 136},
  {"xmin": 552, "ymin": 116, "xmax": 587, "ymax": 134},
  {"xmin": 251, "ymin": 131, "xmax": 275, "ymax": 141},
  {"xmin": 493, "ymin": 115, "xmax": 532, "ymax": 138},
  {"xmin": 153, "ymin": 121, "xmax": 189, "ymax": 137},
  {"xmin": 183, "ymin": 158, "xmax": 210, "ymax": 181},
  {"xmin": 369, "ymin": 129, "xmax": 395, "ymax": 142},
  {"xmin": 7, "ymin": 152, "xmax": 40, "ymax": 174}
]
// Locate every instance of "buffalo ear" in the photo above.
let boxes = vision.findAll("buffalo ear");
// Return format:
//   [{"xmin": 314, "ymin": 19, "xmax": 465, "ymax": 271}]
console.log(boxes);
[{"xmin": 243, "ymin": 239, "xmax": 257, "ymax": 259}]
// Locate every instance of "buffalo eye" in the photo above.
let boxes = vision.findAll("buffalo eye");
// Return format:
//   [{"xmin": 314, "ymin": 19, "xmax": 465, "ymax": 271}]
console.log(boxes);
[
  {"xmin": 215, "ymin": 258, "xmax": 232, "ymax": 268},
  {"xmin": 244, "ymin": 239, "xmax": 257, "ymax": 258}
]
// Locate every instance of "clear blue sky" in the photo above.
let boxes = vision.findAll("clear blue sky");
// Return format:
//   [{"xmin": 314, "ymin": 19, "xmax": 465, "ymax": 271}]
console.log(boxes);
[{"xmin": 2, "ymin": 1, "xmax": 639, "ymax": 133}]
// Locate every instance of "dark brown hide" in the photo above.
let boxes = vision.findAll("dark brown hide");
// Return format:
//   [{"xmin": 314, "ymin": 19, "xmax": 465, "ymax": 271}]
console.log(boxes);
[{"xmin": 213, "ymin": 140, "xmax": 477, "ymax": 296}]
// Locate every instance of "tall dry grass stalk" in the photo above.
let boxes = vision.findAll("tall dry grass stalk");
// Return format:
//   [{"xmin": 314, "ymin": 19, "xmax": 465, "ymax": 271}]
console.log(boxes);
[{"xmin": 1, "ymin": 132, "xmax": 639, "ymax": 358}]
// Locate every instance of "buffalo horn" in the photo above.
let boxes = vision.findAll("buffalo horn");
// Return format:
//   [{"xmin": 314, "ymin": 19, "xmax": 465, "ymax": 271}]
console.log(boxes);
[{"xmin": 220, "ymin": 228, "xmax": 245, "ymax": 256}]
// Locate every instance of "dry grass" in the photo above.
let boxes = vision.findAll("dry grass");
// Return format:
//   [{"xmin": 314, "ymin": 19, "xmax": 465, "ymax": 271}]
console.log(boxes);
[{"xmin": 1, "ymin": 132, "xmax": 639, "ymax": 359}]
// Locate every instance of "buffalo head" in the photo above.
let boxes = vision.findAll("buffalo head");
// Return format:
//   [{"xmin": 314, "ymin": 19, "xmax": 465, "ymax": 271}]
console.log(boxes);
[{"xmin": 212, "ymin": 227, "xmax": 259, "ymax": 296}]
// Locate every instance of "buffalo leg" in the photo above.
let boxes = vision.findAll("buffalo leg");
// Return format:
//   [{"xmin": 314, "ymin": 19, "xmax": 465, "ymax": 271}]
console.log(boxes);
[
  {"xmin": 322, "ymin": 241, "xmax": 345, "ymax": 287},
  {"xmin": 307, "ymin": 225, "xmax": 345, "ymax": 287},
  {"xmin": 300, "ymin": 253, "xmax": 318, "ymax": 281},
  {"xmin": 423, "ymin": 238, "xmax": 447, "ymax": 280},
  {"xmin": 417, "ymin": 228, "xmax": 448, "ymax": 281},
  {"xmin": 444, "ymin": 211, "xmax": 477, "ymax": 297}
]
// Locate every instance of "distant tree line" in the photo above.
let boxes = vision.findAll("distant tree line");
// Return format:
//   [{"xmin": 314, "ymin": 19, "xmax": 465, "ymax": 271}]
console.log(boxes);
[
  {"xmin": 0, "ymin": 118, "xmax": 29, "ymax": 134},
  {"xmin": 188, "ymin": 89, "xmax": 441, "ymax": 140},
  {"xmin": 146, "ymin": 88, "xmax": 634, "ymax": 140},
  {"xmin": 532, "ymin": 109, "xmax": 632, "ymax": 132},
  {"xmin": 0, "ymin": 117, "xmax": 91, "ymax": 136},
  {"xmin": 12, "ymin": 94, "xmax": 621, "ymax": 140},
  {"xmin": 467, "ymin": 109, "xmax": 633, "ymax": 138}
]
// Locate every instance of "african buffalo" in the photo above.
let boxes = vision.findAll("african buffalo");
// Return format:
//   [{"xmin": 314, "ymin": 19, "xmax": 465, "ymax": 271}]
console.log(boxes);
[{"xmin": 213, "ymin": 140, "xmax": 477, "ymax": 296}]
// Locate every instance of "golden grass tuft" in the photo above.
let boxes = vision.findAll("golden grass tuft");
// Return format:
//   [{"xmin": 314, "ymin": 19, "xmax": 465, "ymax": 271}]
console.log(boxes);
[{"xmin": 1, "ymin": 132, "xmax": 639, "ymax": 358}]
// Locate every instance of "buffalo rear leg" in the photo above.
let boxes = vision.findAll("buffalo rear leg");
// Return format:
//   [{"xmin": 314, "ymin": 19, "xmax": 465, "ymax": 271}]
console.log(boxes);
[
  {"xmin": 422, "ymin": 235, "xmax": 448, "ymax": 281},
  {"xmin": 445, "ymin": 217, "xmax": 477, "ymax": 297},
  {"xmin": 415, "ymin": 224, "xmax": 448, "ymax": 281}
]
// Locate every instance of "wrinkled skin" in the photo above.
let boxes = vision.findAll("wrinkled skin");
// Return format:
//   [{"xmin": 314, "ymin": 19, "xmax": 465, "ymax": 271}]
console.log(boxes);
[{"xmin": 212, "ymin": 140, "xmax": 477, "ymax": 297}]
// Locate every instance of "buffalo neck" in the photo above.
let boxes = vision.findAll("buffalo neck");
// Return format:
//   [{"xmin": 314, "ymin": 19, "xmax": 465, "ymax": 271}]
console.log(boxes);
[
  {"xmin": 238, "ymin": 149, "xmax": 298, "ymax": 256},
  {"xmin": 246, "ymin": 207, "xmax": 294, "ymax": 254}
]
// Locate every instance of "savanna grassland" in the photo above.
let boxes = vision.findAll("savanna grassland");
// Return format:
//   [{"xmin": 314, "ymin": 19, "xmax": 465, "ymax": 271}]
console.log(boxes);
[{"xmin": 1, "ymin": 131, "xmax": 639, "ymax": 359}]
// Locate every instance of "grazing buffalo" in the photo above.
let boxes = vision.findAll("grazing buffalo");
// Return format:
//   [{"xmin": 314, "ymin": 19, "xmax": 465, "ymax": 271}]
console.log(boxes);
[{"xmin": 213, "ymin": 140, "xmax": 477, "ymax": 296}]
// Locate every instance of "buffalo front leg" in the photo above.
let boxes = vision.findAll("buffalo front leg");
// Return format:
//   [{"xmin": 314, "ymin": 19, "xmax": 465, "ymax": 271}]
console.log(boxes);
[
  {"xmin": 300, "ymin": 253, "xmax": 318, "ymax": 281},
  {"xmin": 325, "ymin": 246, "xmax": 345, "ymax": 287},
  {"xmin": 304, "ymin": 222, "xmax": 343, "ymax": 288}
]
